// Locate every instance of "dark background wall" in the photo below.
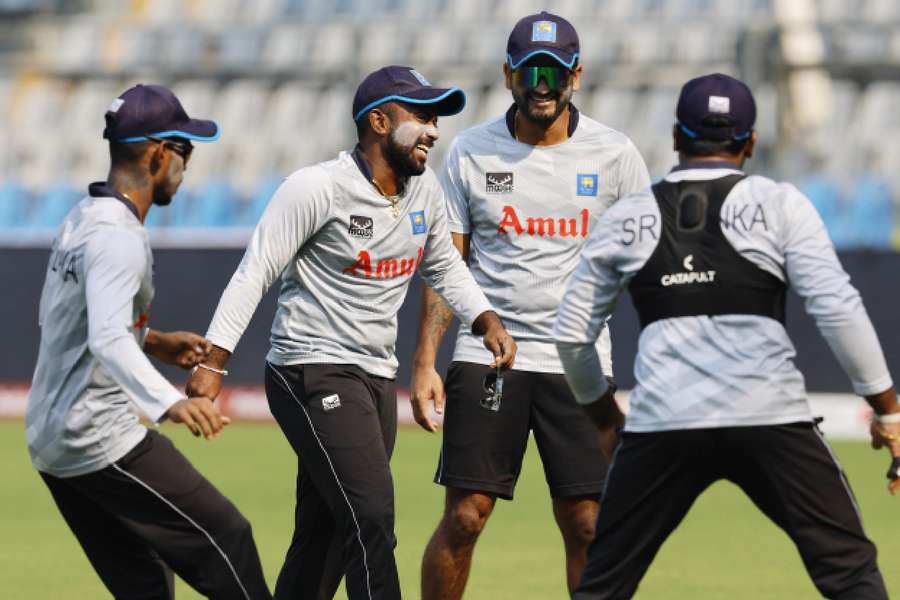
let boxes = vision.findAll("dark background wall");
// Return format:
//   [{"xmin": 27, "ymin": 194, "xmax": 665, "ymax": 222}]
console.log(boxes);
[{"xmin": 1, "ymin": 248, "xmax": 897, "ymax": 391}]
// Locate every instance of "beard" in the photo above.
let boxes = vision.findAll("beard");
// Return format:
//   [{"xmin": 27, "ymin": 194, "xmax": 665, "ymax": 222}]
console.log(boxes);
[
  {"xmin": 384, "ymin": 131, "xmax": 427, "ymax": 178},
  {"xmin": 152, "ymin": 158, "xmax": 183, "ymax": 206},
  {"xmin": 512, "ymin": 85, "xmax": 574, "ymax": 128}
]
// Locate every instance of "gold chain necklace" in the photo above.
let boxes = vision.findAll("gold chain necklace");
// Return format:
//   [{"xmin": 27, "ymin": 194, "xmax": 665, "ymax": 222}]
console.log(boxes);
[{"xmin": 371, "ymin": 178, "xmax": 402, "ymax": 218}]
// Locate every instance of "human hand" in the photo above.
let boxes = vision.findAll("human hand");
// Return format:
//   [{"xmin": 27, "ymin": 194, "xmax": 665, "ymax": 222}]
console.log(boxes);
[
  {"xmin": 166, "ymin": 396, "xmax": 230, "ymax": 440},
  {"xmin": 410, "ymin": 362, "xmax": 445, "ymax": 432}
]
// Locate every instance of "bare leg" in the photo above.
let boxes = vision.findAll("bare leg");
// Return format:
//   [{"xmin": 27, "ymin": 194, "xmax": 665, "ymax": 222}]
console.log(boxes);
[
  {"xmin": 553, "ymin": 496, "xmax": 600, "ymax": 594},
  {"xmin": 421, "ymin": 488, "xmax": 496, "ymax": 600}
]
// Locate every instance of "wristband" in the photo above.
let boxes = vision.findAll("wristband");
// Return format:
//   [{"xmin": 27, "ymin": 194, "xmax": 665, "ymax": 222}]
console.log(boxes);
[
  {"xmin": 193, "ymin": 363, "xmax": 228, "ymax": 376},
  {"xmin": 874, "ymin": 412, "xmax": 900, "ymax": 424}
]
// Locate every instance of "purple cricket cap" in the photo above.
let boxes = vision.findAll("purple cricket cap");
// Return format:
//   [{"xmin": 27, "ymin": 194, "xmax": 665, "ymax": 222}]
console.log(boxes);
[
  {"xmin": 352, "ymin": 66, "xmax": 466, "ymax": 122},
  {"xmin": 676, "ymin": 73, "xmax": 756, "ymax": 142},
  {"xmin": 506, "ymin": 11, "xmax": 579, "ymax": 70},
  {"xmin": 102, "ymin": 84, "xmax": 219, "ymax": 143}
]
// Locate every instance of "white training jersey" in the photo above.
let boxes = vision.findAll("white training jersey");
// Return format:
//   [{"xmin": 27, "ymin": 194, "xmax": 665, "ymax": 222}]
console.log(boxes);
[
  {"xmin": 206, "ymin": 148, "xmax": 493, "ymax": 379},
  {"xmin": 554, "ymin": 166, "xmax": 893, "ymax": 432},
  {"xmin": 441, "ymin": 108, "xmax": 650, "ymax": 373},
  {"xmin": 26, "ymin": 185, "xmax": 185, "ymax": 477}
]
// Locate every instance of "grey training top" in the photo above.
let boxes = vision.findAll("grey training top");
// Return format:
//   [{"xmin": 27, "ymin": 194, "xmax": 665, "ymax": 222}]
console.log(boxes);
[
  {"xmin": 555, "ymin": 167, "xmax": 893, "ymax": 432},
  {"xmin": 27, "ymin": 185, "xmax": 185, "ymax": 477},
  {"xmin": 206, "ymin": 149, "xmax": 493, "ymax": 378}
]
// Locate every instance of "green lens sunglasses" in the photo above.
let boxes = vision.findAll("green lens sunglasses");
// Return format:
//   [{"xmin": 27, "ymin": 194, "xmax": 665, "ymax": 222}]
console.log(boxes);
[{"xmin": 512, "ymin": 66, "xmax": 572, "ymax": 90}]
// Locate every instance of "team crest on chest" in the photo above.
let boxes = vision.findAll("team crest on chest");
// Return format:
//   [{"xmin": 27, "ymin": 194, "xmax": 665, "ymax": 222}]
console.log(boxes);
[
  {"xmin": 409, "ymin": 210, "xmax": 427, "ymax": 234},
  {"xmin": 486, "ymin": 172, "xmax": 514, "ymax": 194},
  {"xmin": 577, "ymin": 173, "xmax": 598, "ymax": 197},
  {"xmin": 348, "ymin": 215, "xmax": 374, "ymax": 239}
]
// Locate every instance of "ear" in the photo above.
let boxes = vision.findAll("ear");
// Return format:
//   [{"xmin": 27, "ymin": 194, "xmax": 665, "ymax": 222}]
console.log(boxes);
[
  {"xmin": 571, "ymin": 64, "xmax": 583, "ymax": 92},
  {"xmin": 503, "ymin": 63, "xmax": 513, "ymax": 91},
  {"xmin": 368, "ymin": 107, "xmax": 391, "ymax": 136},
  {"xmin": 742, "ymin": 130, "xmax": 758, "ymax": 159},
  {"xmin": 148, "ymin": 141, "xmax": 166, "ymax": 176},
  {"xmin": 672, "ymin": 124, "xmax": 682, "ymax": 152}
]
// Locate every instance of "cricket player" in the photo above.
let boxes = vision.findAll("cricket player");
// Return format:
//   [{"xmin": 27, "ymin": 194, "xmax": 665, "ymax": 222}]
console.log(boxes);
[
  {"xmin": 26, "ymin": 84, "xmax": 271, "ymax": 599},
  {"xmin": 185, "ymin": 66, "xmax": 516, "ymax": 600},
  {"xmin": 555, "ymin": 73, "xmax": 900, "ymax": 599},
  {"xmin": 410, "ymin": 12, "xmax": 650, "ymax": 598}
]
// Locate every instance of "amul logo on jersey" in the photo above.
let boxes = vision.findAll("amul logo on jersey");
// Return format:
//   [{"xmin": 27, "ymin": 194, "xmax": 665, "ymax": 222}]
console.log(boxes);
[
  {"xmin": 342, "ymin": 247, "xmax": 423, "ymax": 279},
  {"xmin": 660, "ymin": 254, "xmax": 717, "ymax": 286},
  {"xmin": 497, "ymin": 205, "xmax": 590, "ymax": 237}
]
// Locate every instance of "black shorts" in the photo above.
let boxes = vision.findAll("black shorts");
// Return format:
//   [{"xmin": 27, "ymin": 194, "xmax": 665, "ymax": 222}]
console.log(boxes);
[{"xmin": 435, "ymin": 361, "xmax": 609, "ymax": 500}]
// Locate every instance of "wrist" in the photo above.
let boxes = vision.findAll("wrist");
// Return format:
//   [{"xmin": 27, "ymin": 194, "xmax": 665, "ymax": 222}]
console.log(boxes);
[
  {"xmin": 204, "ymin": 345, "xmax": 231, "ymax": 370},
  {"xmin": 472, "ymin": 310, "xmax": 500, "ymax": 336},
  {"xmin": 874, "ymin": 412, "xmax": 900, "ymax": 425}
]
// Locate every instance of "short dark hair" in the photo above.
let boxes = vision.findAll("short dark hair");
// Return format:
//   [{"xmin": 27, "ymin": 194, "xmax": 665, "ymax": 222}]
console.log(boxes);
[
  {"xmin": 108, "ymin": 140, "xmax": 150, "ymax": 166},
  {"xmin": 675, "ymin": 115, "xmax": 750, "ymax": 157}
]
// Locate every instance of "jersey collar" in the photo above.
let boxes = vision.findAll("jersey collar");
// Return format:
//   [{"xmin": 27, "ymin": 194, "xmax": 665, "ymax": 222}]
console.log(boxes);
[
  {"xmin": 504, "ymin": 102, "xmax": 580, "ymax": 140},
  {"xmin": 88, "ymin": 181, "xmax": 140, "ymax": 220},
  {"xmin": 671, "ymin": 160, "xmax": 743, "ymax": 172},
  {"xmin": 350, "ymin": 143, "xmax": 407, "ymax": 197}
]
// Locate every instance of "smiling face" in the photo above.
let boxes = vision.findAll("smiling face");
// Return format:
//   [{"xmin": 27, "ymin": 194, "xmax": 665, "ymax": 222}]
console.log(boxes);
[
  {"xmin": 505, "ymin": 55, "xmax": 582, "ymax": 128},
  {"xmin": 382, "ymin": 103, "xmax": 440, "ymax": 177}
]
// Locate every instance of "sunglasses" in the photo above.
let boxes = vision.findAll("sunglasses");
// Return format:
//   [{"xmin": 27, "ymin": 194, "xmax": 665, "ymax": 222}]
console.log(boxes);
[
  {"xmin": 512, "ymin": 66, "xmax": 572, "ymax": 91},
  {"xmin": 149, "ymin": 136, "xmax": 194, "ymax": 164}
]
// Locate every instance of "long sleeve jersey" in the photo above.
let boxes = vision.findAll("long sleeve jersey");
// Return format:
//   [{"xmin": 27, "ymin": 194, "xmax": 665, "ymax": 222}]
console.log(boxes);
[
  {"xmin": 554, "ymin": 165, "xmax": 893, "ymax": 432},
  {"xmin": 26, "ymin": 184, "xmax": 185, "ymax": 477},
  {"xmin": 206, "ymin": 148, "xmax": 493, "ymax": 379},
  {"xmin": 441, "ymin": 107, "xmax": 651, "ymax": 373}
]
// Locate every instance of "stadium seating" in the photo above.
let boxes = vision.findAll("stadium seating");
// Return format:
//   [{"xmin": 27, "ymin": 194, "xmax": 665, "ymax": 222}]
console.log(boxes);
[{"xmin": 0, "ymin": 0, "xmax": 897, "ymax": 249}]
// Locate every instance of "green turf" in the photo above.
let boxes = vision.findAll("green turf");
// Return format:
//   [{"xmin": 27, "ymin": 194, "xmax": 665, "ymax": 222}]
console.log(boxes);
[{"xmin": 2, "ymin": 420, "xmax": 897, "ymax": 599}]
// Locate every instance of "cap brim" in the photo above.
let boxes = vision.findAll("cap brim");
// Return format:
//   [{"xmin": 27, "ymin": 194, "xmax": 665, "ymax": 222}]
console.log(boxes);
[
  {"xmin": 353, "ymin": 87, "xmax": 466, "ymax": 122},
  {"xmin": 507, "ymin": 49, "xmax": 579, "ymax": 70},
  {"xmin": 119, "ymin": 119, "xmax": 220, "ymax": 143}
]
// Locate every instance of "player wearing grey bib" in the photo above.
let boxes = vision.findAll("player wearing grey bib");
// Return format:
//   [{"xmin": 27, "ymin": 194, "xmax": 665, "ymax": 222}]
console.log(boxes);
[
  {"xmin": 26, "ymin": 84, "xmax": 271, "ymax": 599},
  {"xmin": 411, "ymin": 13, "xmax": 650, "ymax": 599},
  {"xmin": 555, "ymin": 74, "xmax": 900, "ymax": 599},
  {"xmin": 186, "ymin": 66, "xmax": 515, "ymax": 600}
]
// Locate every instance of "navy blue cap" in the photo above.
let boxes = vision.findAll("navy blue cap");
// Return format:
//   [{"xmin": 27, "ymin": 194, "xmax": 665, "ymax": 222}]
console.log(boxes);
[
  {"xmin": 507, "ymin": 11, "xmax": 579, "ymax": 70},
  {"xmin": 676, "ymin": 73, "xmax": 756, "ymax": 142},
  {"xmin": 102, "ymin": 84, "xmax": 219, "ymax": 143},
  {"xmin": 352, "ymin": 66, "xmax": 466, "ymax": 122}
]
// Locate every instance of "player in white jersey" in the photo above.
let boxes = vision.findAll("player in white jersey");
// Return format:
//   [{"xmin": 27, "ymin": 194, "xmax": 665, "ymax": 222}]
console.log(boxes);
[
  {"xmin": 185, "ymin": 66, "xmax": 516, "ymax": 600},
  {"xmin": 555, "ymin": 73, "xmax": 900, "ymax": 599},
  {"xmin": 26, "ymin": 84, "xmax": 271, "ymax": 599},
  {"xmin": 410, "ymin": 12, "xmax": 650, "ymax": 599}
]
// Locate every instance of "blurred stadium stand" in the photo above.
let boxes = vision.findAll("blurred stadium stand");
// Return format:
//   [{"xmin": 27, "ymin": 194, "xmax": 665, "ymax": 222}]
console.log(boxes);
[{"xmin": 0, "ymin": 0, "xmax": 898, "ymax": 249}]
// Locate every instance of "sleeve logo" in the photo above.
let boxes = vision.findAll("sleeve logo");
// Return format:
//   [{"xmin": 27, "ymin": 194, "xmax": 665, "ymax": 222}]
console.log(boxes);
[
  {"xmin": 409, "ymin": 210, "xmax": 427, "ymax": 234},
  {"xmin": 486, "ymin": 172, "xmax": 514, "ymax": 193},
  {"xmin": 577, "ymin": 173, "xmax": 598, "ymax": 196},
  {"xmin": 532, "ymin": 21, "xmax": 557, "ymax": 42}
]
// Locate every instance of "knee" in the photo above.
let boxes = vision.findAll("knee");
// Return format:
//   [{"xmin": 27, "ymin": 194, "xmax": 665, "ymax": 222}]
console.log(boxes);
[
  {"xmin": 443, "ymin": 496, "xmax": 492, "ymax": 547},
  {"xmin": 558, "ymin": 507, "xmax": 597, "ymax": 549}
]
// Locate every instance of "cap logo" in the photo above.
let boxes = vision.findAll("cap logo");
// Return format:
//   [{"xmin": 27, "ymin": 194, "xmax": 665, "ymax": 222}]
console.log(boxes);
[
  {"xmin": 107, "ymin": 98, "xmax": 125, "ymax": 113},
  {"xmin": 708, "ymin": 95, "xmax": 730, "ymax": 114},
  {"xmin": 532, "ymin": 20, "xmax": 557, "ymax": 42},
  {"xmin": 409, "ymin": 69, "xmax": 431, "ymax": 86}
]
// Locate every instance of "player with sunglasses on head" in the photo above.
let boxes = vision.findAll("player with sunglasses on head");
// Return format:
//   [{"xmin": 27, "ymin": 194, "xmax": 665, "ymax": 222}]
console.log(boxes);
[
  {"xmin": 26, "ymin": 84, "xmax": 271, "ymax": 599},
  {"xmin": 411, "ymin": 12, "xmax": 650, "ymax": 599}
]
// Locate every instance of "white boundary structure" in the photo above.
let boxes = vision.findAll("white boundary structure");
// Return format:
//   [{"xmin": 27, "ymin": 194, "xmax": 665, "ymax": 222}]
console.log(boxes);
[{"xmin": 0, "ymin": 384, "xmax": 874, "ymax": 440}]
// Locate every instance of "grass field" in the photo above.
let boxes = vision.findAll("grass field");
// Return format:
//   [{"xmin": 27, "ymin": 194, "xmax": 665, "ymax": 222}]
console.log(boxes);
[{"xmin": 2, "ymin": 420, "xmax": 897, "ymax": 599}]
